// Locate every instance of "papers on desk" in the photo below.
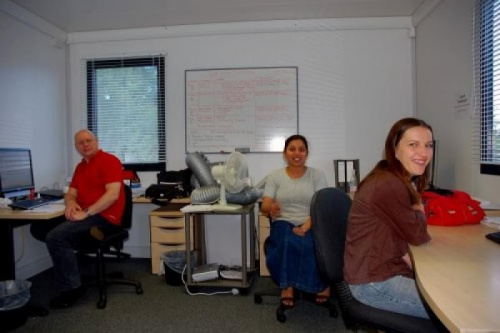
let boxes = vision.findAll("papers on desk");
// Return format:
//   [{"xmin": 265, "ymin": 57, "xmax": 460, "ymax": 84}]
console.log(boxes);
[
  {"xmin": 480, "ymin": 201, "xmax": 500, "ymax": 210},
  {"xmin": 180, "ymin": 204, "xmax": 215, "ymax": 213},
  {"xmin": 26, "ymin": 203, "xmax": 65, "ymax": 213},
  {"xmin": 482, "ymin": 216, "xmax": 500, "ymax": 229}
]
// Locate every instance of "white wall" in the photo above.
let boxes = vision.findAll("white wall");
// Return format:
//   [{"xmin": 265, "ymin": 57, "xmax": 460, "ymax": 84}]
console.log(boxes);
[
  {"xmin": 416, "ymin": 0, "xmax": 500, "ymax": 202},
  {"xmin": 68, "ymin": 19, "xmax": 415, "ymax": 188},
  {"xmin": 0, "ymin": 9, "xmax": 68, "ymax": 278}
]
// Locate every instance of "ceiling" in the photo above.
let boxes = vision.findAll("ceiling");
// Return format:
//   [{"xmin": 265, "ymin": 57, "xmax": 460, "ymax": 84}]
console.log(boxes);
[{"xmin": 10, "ymin": 0, "xmax": 430, "ymax": 33}]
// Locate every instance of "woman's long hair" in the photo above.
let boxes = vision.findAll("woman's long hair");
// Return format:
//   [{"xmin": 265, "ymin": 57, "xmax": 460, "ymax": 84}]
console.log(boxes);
[{"xmin": 358, "ymin": 118, "xmax": 433, "ymax": 204}]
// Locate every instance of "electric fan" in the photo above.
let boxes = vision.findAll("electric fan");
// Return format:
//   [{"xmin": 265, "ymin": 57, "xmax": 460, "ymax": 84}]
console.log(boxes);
[{"xmin": 211, "ymin": 152, "xmax": 250, "ymax": 210}]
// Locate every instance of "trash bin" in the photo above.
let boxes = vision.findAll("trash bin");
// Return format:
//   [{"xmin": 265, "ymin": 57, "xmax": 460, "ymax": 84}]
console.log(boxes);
[
  {"xmin": 0, "ymin": 280, "xmax": 32, "ymax": 331},
  {"xmin": 162, "ymin": 250, "xmax": 197, "ymax": 286}
]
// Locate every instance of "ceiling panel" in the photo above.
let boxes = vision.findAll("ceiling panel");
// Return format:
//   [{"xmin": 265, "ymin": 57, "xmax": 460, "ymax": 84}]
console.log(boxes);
[{"xmin": 10, "ymin": 0, "xmax": 427, "ymax": 33}]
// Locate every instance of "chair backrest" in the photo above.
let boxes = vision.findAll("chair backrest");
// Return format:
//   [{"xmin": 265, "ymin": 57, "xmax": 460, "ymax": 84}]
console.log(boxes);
[
  {"xmin": 311, "ymin": 187, "xmax": 443, "ymax": 333},
  {"xmin": 310, "ymin": 187, "xmax": 351, "ymax": 284},
  {"xmin": 121, "ymin": 184, "xmax": 133, "ymax": 230}
]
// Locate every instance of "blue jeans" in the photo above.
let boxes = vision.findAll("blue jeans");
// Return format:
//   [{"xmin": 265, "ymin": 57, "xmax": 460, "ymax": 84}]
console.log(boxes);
[
  {"xmin": 266, "ymin": 220, "xmax": 326, "ymax": 293},
  {"xmin": 349, "ymin": 275, "xmax": 430, "ymax": 319},
  {"xmin": 44, "ymin": 215, "xmax": 116, "ymax": 291}
]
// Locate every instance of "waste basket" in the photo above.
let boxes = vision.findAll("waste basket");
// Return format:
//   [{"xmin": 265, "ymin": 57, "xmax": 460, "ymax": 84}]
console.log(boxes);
[
  {"xmin": 0, "ymin": 280, "xmax": 32, "ymax": 331},
  {"xmin": 162, "ymin": 250, "xmax": 197, "ymax": 286}
]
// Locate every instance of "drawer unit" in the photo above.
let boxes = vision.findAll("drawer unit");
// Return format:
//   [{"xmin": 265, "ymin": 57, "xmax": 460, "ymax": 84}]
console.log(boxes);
[
  {"xmin": 259, "ymin": 213, "xmax": 271, "ymax": 276},
  {"xmin": 149, "ymin": 203, "xmax": 194, "ymax": 275}
]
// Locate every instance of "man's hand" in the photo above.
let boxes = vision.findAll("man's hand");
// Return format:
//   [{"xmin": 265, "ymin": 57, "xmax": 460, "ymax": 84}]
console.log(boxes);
[{"xmin": 64, "ymin": 188, "xmax": 81, "ymax": 220}]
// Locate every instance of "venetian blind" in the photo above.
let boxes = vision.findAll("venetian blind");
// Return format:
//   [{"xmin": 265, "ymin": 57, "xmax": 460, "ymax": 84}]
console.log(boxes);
[
  {"xmin": 82, "ymin": 55, "xmax": 166, "ymax": 171},
  {"xmin": 474, "ymin": 0, "xmax": 500, "ymax": 174}
]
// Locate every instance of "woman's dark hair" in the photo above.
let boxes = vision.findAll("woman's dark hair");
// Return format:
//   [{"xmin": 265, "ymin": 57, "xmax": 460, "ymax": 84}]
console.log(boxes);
[
  {"xmin": 358, "ymin": 118, "xmax": 433, "ymax": 204},
  {"xmin": 283, "ymin": 134, "xmax": 309, "ymax": 153}
]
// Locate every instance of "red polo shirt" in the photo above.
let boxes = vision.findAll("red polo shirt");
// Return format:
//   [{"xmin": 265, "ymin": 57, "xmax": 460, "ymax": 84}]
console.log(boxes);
[{"xmin": 70, "ymin": 150, "xmax": 125, "ymax": 225}]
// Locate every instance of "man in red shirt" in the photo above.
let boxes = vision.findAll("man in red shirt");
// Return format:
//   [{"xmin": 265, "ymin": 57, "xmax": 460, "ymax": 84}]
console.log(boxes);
[{"xmin": 32, "ymin": 129, "xmax": 125, "ymax": 309}]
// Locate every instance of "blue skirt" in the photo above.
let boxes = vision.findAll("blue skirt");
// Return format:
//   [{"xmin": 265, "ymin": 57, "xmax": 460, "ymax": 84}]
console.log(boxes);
[{"xmin": 266, "ymin": 220, "xmax": 326, "ymax": 293}]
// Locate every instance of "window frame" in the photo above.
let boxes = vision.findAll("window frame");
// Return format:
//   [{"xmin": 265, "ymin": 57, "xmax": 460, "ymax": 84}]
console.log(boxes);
[
  {"xmin": 479, "ymin": 0, "xmax": 500, "ymax": 175},
  {"xmin": 86, "ymin": 56, "xmax": 166, "ymax": 172}
]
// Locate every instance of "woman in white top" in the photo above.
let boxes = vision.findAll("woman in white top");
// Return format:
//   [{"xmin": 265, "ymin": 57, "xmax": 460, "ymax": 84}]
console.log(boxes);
[{"xmin": 261, "ymin": 134, "xmax": 329, "ymax": 309}]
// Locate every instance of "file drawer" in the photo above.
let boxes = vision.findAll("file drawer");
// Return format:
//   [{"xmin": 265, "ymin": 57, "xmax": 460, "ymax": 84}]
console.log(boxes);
[
  {"xmin": 151, "ymin": 226, "xmax": 188, "ymax": 244},
  {"xmin": 150, "ymin": 216, "xmax": 185, "ymax": 228},
  {"xmin": 151, "ymin": 243, "xmax": 188, "ymax": 275}
]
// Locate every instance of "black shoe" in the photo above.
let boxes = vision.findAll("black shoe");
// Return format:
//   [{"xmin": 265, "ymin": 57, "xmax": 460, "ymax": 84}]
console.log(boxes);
[{"xmin": 50, "ymin": 285, "xmax": 88, "ymax": 309}]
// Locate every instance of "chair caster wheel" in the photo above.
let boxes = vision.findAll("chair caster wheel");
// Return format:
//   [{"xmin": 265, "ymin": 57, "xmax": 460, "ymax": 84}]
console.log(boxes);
[
  {"xmin": 254, "ymin": 295, "xmax": 262, "ymax": 304},
  {"xmin": 97, "ymin": 299, "xmax": 107, "ymax": 309},
  {"xmin": 136, "ymin": 287, "xmax": 143, "ymax": 295},
  {"xmin": 276, "ymin": 308, "xmax": 287, "ymax": 323}
]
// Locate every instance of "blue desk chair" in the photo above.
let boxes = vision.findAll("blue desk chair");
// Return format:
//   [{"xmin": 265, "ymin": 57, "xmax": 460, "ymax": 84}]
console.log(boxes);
[{"xmin": 310, "ymin": 187, "xmax": 445, "ymax": 333}]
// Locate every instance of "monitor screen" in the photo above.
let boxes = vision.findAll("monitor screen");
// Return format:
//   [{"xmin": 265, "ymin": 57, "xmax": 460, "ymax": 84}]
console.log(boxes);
[{"xmin": 0, "ymin": 148, "xmax": 35, "ymax": 198}]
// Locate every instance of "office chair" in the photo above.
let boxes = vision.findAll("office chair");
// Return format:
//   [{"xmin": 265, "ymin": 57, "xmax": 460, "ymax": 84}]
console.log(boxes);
[
  {"xmin": 78, "ymin": 185, "xmax": 143, "ymax": 309},
  {"xmin": 254, "ymin": 215, "xmax": 338, "ymax": 323},
  {"xmin": 310, "ymin": 187, "xmax": 444, "ymax": 333}
]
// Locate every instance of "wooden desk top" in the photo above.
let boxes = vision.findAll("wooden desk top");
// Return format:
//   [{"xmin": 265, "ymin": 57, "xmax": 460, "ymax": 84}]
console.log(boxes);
[
  {"xmin": 410, "ymin": 223, "xmax": 500, "ymax": 333},
  {"xmin": 0, "ymin": 207, "xmax": 65, "ymax": 220}
]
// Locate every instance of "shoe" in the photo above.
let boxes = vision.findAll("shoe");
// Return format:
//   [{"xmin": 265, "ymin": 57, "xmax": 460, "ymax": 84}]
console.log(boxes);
[
  {"xmin": 90, "ymin": 226, "xmax": 105, "ymax": 241},
  {"xmin": 50, "ymin": 285, "xmax": 88, "ymax": 309},
  {"xmin": 280, "ymin": 297, "xmax": 295, "ymax": 310}
]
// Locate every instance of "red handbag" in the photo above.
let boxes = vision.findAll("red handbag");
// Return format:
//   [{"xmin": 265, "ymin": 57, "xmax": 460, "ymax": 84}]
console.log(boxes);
[{"xmin": 422, "ymin": 189, "xmax": 485, "ymax": 226}]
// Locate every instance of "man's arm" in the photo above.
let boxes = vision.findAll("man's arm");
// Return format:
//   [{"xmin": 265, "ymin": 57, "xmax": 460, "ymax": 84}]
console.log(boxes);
[{"xmin": 69, "ymin": 182, "xmax": 122, "ymax": 221}]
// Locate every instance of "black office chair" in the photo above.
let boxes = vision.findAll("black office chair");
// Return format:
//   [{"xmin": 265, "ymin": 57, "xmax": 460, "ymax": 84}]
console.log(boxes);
[
  {"xmin": 79, "ymin": 185, "xmax": 143, "ymax": 309},
  {"xmin": 254, "ymin": 215, "xmax": 338, "ymax": 323},
  {"xmin": 310, "ymin": 187, "xmax": 444, "ymax": 333}
]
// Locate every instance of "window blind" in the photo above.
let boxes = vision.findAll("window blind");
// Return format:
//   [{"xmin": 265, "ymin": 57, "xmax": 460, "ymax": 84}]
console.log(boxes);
[
  {"xmin": 474, "ymin": 0, "xmax": 500, "ymax": 175},
  {"xmin": 82, "ymin": 55, "xmax": 166, "ymax": 171}
]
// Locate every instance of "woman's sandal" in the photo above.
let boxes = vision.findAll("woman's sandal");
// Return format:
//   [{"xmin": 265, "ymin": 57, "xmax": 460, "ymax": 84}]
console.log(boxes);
[
  {"xmin": 315, "ymin": 295, "xmax": 329, "ymax": 305},
  {"xmin": 280, "ymin": 297, "xmax": 295, "ymax": 309}
]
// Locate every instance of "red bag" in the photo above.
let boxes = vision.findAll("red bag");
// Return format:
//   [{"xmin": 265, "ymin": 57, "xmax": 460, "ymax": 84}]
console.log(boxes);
[{"xmin": 422, "ymin": 190, "xmax": 485, "ymax": 226}]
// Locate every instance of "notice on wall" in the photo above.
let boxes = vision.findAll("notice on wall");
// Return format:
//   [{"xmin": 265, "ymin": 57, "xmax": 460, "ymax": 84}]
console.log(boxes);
[{"xmin": 185, "ymin": 67, "xmax": 298, "ymax": 153}]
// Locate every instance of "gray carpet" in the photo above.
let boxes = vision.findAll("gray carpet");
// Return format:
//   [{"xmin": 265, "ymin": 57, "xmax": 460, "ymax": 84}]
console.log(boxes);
[{"xmin": 13, "ymin": 258, "xmax": 371, "ymax": 333}]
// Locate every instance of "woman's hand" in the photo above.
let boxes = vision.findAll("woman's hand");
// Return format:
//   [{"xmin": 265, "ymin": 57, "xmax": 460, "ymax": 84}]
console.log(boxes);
[
  {"xmin": 402, "ymin": 253, "xmax": 413, "ymax": 270},
  {"xmin": 269, "ymin": 202, "xmax": 281, "ymax": 219},
  {"xmin": 293, "ymin": 219, "xmax": 311, "ymax": 237},
  {"xmin": 412, "ymin": 202, "xmax": 425, "ymax": 212}
]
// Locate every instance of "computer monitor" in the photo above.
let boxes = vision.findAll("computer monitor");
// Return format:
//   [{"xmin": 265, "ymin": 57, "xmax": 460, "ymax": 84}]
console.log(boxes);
[{"xmin": 0, "ymin": 148, "xmax": 35, "ymax": 199}]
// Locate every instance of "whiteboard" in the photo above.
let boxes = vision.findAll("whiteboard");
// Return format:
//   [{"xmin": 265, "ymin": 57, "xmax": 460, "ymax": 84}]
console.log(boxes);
[{"xmin": 185, "ymin": 67, "xmax": 298, "ymax": 153}]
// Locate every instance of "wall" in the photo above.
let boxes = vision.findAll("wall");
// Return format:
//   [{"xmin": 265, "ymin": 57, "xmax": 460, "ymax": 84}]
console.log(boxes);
[
  {"xmin": 68, "ymin": 18, "xmax": 416, "ymax": 188},
  {"xmin": 416, "ymin": 0, "xmax": 500, "ymax": 201},
  {"xmin": 0, "ymin": 8, "xmax": 68, "ymax": 278}
]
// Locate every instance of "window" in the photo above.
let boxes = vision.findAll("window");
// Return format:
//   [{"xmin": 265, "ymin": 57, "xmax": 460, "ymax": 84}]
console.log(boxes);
[
  {"xmin": 86, "ymin": 56, "xmax": 166, "ymax": 171},
  {"xmin": 476, "ymin": 0, "xmax": 500, "ymax": 175}
]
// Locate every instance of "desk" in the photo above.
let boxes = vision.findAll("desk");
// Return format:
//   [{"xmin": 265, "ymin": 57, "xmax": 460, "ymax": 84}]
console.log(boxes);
[
  {"xmin": 183, "ymin": 204, "xmax": 257, "ymax": 290},
  {"xmin": 409, "ymin": 223, "xmax": 500, "ymax": 333},
  {"xmin": 0, "ymin": 208, "xmax": 65, "ymax": 281}
]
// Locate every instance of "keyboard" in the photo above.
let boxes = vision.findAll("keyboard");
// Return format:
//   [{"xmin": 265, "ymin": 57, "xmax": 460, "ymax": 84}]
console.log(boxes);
[
  {"xmin": 9, "ymin": 197, "xmax": 54, "ymax": 210},
  {"xmin": 485, "ymin": 231, "xmax": 500, "ymax": 244}
]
